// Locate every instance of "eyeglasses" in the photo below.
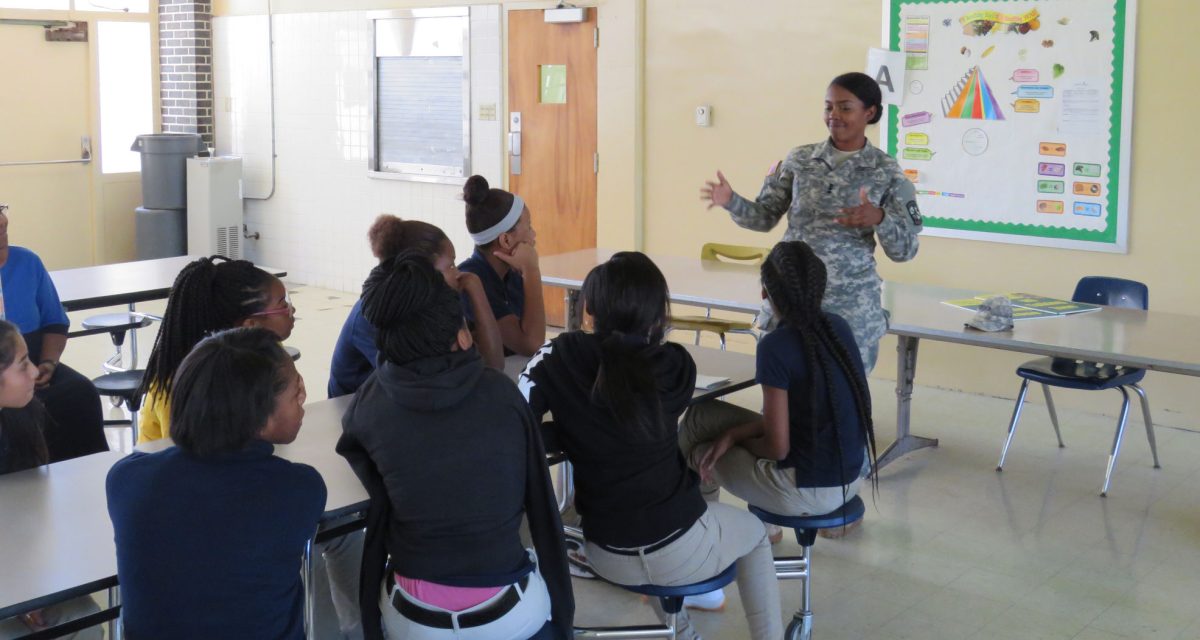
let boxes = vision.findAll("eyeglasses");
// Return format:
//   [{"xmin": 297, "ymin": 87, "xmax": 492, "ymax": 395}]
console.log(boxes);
[{"xmin": 250, "ymin": 294, "xmax": 294, "ymax": 318}]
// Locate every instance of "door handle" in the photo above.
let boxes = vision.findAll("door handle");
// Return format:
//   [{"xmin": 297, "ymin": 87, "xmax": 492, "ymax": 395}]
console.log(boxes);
[{"xmin": 509, "ymin": 112, "xmax": 522, "ymax": 175}]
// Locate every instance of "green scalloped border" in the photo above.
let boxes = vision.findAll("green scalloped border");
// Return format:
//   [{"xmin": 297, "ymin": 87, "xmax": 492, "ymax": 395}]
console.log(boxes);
[{"xmin": 887, "ymin": 0, "xmax": 1126, "ymax": 245}]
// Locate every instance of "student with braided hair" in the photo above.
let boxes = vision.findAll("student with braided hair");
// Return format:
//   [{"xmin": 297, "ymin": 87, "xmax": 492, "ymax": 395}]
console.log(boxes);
[
  {"xmin": 327, "ymin": 214, "xmax": 502, "ymax": 397},
  {"xmin": 459, "ymin": 175, "xmax": 546, "ymax": 357},
  {"xmin": 137, "ymin": 256, "xmax": 293, "ymax": 444},
  {"xmin": 338, "ymin": 252, "xmax": 572, "ymax": 640},
  {"xmin": 519, "ymin": 252, "xmax": 782, "ymax": 640},
  {"xmin": 681, "ymin": 240, "xmax": 877, "ymax": 532}
]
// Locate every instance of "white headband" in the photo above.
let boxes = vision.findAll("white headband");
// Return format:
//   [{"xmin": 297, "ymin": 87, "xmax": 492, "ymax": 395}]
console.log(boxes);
[{"xmin": 469, "ymin": 195, "xmax": 525, "ymax": 246}]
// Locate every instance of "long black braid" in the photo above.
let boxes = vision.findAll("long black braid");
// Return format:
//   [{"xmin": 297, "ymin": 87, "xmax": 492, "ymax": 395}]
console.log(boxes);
[
  {"xmin": 761, "ymin": 241, "xmax": 879, "ymax": 497},
  {"xmin": 361, "ymin": 251, "xmax": 463, "ymax": 365},
  {"xmin": 140, "ymin": 256, "xmax": 277, "ymax": 399}
]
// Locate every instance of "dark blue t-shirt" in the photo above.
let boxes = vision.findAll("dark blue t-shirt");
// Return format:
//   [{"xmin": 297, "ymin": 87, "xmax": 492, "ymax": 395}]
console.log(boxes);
[
  {"xmin": 458, "ymin": 247, "xmax": 525, "ymax": 324},
  {"xmin": 106, "ymin": 440, "xmax": 326, "ymax": 640},
  {"xmin": 756, "ymin": 312, "xmax": 867, "ymax": 488},
  {"xmin": 328, "ymin": 299, "xmax": 378, "ymax": 397}
]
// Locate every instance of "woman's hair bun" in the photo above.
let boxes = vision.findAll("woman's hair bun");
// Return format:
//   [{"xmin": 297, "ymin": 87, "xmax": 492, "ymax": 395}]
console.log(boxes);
[{"xmin": 463, "ymin": 175, "xmax": 490, "ymax": 206}]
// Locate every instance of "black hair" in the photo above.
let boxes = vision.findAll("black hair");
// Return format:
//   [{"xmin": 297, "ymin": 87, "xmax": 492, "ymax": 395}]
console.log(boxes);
[
  {"xmin": 367, "ymin": 215, "xmax": 451, "ymax": 262},
  {"xmin": 463, "ymin": 175, "xmax": 519, "ymax": 246},
  {"xmin": 140, "ymin": 256, "xmax": 279, "ymax": 400},
  {"xmin": 0, "ymin": 321, "xmax": 48, "ymax": 473},
  {"xmin": 830, "ymin": 72, "xmax": 883, "ymax": 125},
  {"xmin": 361, "ymin": 251, "xmax": 463, "ymax": 365},
  {"xmin": 170, "ymin": 327, "xmax": 293, "ymax": 457},
  {"xmin": 580, "ymin": 251, "xmax": 672, "ymax": 439},
  {"xmin": 761, "ymin": 241, "xmax": 878, "ymax": 494}
]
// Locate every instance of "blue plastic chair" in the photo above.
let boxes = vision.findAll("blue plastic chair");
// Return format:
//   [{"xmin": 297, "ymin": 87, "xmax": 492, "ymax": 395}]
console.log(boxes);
[
  {"xmin": 573, "ymin": 563, "xmax": 738, "ymax": 639},
  {"xmin": 996, "ymin": 277, "xmax": 1161, "ymax": 496},
  {"xmin": 749, "ymin": 496, "xmax": 866, "ymax": 640}
]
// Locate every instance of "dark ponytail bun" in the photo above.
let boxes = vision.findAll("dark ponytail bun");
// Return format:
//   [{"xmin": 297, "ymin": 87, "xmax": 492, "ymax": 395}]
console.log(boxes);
[
  {"xmin": 361, "ymin": 251, "xmax": 463, "ymax": 364},
  {"xmin": 463, "ymin": 175, "xmax": 491, "ymax": 206}
]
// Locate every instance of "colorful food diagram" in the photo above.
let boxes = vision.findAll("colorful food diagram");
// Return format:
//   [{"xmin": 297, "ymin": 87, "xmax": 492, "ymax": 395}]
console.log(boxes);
[{"xmin": 886, "ymin": 0, "xmax": 1135, "ymax": 252}]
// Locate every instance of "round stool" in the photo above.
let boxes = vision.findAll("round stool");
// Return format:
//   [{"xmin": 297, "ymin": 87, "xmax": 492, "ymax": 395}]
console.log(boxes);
[
  {"xmin": 81, "ymin": 313, "xmax": 153, "ymax": 372},
  {"xmin": 748, "ymin": 496, "xmax": 866, "ymax": 640},
  {"xmin": 573, "ymin": 563, "xmax": 737, "ymax": 639},
  {"xmin": 284, "ymin": 345, "xmax": 301, "ymax": 362},
  {"xmin": 92, "ymin": 369, "xmax": 146, "ymax": 443}
]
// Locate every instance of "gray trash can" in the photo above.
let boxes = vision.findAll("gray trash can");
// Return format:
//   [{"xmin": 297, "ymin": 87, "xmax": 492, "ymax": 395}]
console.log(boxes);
[
  {"xmin": 131, "ymin": 134, "xmax": 205, "ymax": 210},
  {"xmin": 135, "ymin": 207, "xmax": 187, "ymax": 260}
]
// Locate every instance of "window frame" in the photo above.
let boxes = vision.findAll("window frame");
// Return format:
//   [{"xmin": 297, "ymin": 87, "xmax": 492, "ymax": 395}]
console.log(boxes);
[{"xmin": 368, "ymin": 7, "xmax": 472, "ymax": 185}]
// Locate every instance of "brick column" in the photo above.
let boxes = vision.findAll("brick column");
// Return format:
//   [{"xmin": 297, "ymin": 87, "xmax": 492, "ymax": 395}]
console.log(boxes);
[{"xmin": 159, "ymin": 0, "xmax": 213, "ymax": 148}]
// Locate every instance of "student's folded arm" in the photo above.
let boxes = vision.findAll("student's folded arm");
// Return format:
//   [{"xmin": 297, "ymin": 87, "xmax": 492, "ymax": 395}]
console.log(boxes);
[
  {"xmin": 737, "ymin": 384, "xmax": 790, "ymax": 461},
  {"xmin": 511, "ymin": 266, "xmax": 546, "ymax": 356},
  {"xmin": 461, "ymin": 278, "xmax": 504, "ymax": 369}
]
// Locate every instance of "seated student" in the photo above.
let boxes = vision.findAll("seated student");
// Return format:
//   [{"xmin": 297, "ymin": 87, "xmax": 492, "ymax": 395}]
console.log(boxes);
[
  {"xmin": 328, "ymin": 215, "xmax": 502, "ymax": 397},
  {"xmin": 458, "ymin": 175, "xmax": 546, "ymax": 357},
  {"xmin": 0, "ymin": 319, "xmax": 102, "ymax": 640},
  {"xmin": 138, "ymin": 256, "xmax": 294, "ymax": 444},
  {"xmin": 518, "ymin": 252, "xmax": 783, "ymax": 640},
  {"xmin": 680, "ymin": 241, "xmax": 876, "ymax": 534},
  {"xmin": 337, "ymin": 253, "xmax": 573, "ymax": 640},
  {"xmin": 106, "ymin": 328, "xmax": 324, "ymax": 639},
  {"xmin": 0, "ymin": 204, "xmax": 106, "ymax": 463}
]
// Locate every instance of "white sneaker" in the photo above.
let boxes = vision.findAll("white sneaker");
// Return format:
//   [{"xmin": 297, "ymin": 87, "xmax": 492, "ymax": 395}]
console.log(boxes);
[{"xmin": 682, "ymin": 587, "xmax": 725, "ymax": 611}]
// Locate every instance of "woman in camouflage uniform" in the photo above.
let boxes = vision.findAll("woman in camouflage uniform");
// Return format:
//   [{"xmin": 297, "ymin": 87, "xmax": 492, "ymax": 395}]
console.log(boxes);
[{"xmin": 701, "ymin": 72, "xmax": 922, "ymax": 372}]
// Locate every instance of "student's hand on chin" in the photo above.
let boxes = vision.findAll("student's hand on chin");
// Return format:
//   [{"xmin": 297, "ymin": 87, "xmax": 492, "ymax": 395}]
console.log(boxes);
[{"xmin": 494, "ymin": 241, "xmax": 539, "ymax": 275}]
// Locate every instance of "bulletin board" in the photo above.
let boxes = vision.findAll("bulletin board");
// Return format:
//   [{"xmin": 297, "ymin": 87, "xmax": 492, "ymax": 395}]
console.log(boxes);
[{"xmin": 884, "ymin": 0, "xmax": 1136, "ymax": 252}]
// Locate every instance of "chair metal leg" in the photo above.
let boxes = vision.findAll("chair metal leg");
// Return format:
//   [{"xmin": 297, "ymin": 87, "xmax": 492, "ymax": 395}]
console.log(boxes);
[
  {"xmin": 1129, "ymin": 384, "xmax": 1161, "ymax": 469},
  {"xmin": 109, "ymin": 584, "xmax": 122, "ymax": 640},
  {"xmin": 1101, "ymin": 387, "xmax": 1133, "ymax": 497},
  {"xmin": 1041, "ymin": 384, "xmax": 1064, "ymax": 447},
  {"xmin": 303, "ymin": 537, "xmax": 315, "ymax": 639},
  {"xmin": 718, "ymin": 333, "xmax": 726, "ymax": 351},
  {"xmin": 998, "ymin": 379, "xmax": 1031, "ymax": 471}
]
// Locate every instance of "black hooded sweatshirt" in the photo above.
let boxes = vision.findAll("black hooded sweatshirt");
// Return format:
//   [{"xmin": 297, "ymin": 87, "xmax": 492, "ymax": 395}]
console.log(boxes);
[
  {"xmin": 519, "ymin": 332, "xmax": 705, "ymax": 548},
  {"xmin": 337, "ymin": 348, "xmax": 573, "ymax": 640}
]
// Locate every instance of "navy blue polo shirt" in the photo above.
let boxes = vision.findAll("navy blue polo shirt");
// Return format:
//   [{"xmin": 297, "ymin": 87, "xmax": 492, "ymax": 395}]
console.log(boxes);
[
  {"xmin": 458, "ymin": 247, "xmax": 525, "ymax": 324},
  {"xmin": 756, "ymin": 312, "xmax": 867, "ymax": 487},
  {"xmin": 106, "ymin": 440, "xmax": 326, "ymax": 639},
  {"xmin": 328, "ymin": 299, "xmax": 379, "ymax": 397}
]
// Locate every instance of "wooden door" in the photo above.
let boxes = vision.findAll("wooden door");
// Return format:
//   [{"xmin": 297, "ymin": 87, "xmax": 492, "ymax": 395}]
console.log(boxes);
[
  {"xmin": 0, "ymin": 22, "xmax": 94, "ymax": 269},
  {"xmin": 507, "ymin": 8, "xmax": 597, "ymax": 327}
]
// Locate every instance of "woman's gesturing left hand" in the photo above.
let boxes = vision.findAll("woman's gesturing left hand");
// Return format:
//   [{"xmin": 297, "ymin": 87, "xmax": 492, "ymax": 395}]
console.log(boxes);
[{"xmin": 835, "ymin": 187, "xmax": 885, "ymax": 228}]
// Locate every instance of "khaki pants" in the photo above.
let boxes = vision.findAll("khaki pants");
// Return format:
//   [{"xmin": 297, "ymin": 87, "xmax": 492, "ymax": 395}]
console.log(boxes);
[
  {"xmin": 585, "ymin": 503, "xmax": 782, "ymax": 640},
  {"xmin": 680, "ymin": 400, "xmax": 863, "ymax": 517}
]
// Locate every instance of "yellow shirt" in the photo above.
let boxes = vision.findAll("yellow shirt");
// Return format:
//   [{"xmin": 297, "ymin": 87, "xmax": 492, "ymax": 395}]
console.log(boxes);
[{"xmin": 137, "ymin": 387, "xmax": 171, "ymax": 444}]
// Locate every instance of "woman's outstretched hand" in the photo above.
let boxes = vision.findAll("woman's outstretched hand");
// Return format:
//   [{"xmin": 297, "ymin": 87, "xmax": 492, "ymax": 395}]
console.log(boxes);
[{"xmin": 701, "ymin": 171, "xmax": 733, "ymax": 209}]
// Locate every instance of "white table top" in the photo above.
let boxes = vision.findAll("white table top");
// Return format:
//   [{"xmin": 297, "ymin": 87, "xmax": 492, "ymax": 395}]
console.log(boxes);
[
  {"xmin": 0, "ymin": 451, "xmax": 124, "ymax": 619},
  {"xmin": 51, "ymin": 255, "xmax": 287, "ymax": 312},
  {"xmin": 538, "ymin": 248, "xmax": 1200, "ymax": 377}
]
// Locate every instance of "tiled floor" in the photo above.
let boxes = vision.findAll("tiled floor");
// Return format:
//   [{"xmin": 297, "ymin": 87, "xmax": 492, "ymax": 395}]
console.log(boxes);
[{"xmin": 64, "ymin": 283, "xmax": 1200, "ymax": 640}]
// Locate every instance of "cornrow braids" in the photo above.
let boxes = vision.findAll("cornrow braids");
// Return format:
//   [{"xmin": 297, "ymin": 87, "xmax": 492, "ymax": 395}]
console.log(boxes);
[
  {"xmin": 761, "ymin": 241, "xmax": 879, "ymax": 496},
  {"xmin": 361, "ymin": 251, "xmax": 463, "ymax": 365},
  {"xmin": 140, "ymin": 256, "xmax": 278, "ymax": 400}
]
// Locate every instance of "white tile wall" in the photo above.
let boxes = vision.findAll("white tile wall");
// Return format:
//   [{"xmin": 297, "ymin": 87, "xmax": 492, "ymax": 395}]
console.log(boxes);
[{"xmin": 212, "ymin": 7, "xmax": 504, "ymax": 293}]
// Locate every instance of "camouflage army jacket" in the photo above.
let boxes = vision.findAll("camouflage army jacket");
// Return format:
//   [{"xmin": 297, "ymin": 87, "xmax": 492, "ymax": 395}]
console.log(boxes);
[{"xmin": 725, "ymin": 138, "xmax": 923, "ymax": 368}]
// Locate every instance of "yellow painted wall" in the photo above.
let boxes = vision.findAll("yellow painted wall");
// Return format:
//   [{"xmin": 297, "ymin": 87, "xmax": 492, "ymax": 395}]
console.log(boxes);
[
  {"xmin": 639, "ymin": 0, "xmax": 1200, "ymax": 425},
  {"xmin": 212, "ymin": 0, "xmax": 1198, "ymax": 424}
]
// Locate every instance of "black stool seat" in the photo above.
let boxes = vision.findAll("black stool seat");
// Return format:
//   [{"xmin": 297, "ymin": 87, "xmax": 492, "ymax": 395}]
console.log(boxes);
[
  {"xmin": 81, "ymin": 313, "xmax": 153, "ymax": 346},
  {"xmin": 619, "ymin": 562, "xmax": 738, "ymax": 614},
  {"xmin": 93, "ymin": 370, "xmax": 146, "ymax": 412}
]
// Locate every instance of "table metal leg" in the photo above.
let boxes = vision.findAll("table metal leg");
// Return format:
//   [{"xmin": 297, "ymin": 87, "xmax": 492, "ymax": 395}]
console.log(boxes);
[
  {"xmin": 565, "ymin": 290, "xmax": 582, "ymax": 331},
  {"xmin": 877, "ymin": 335, "xmax": 938, "ymax": 470},
  {"xmin": 127, "ymin": 303, "xmax": 139, "ymax": 370}
]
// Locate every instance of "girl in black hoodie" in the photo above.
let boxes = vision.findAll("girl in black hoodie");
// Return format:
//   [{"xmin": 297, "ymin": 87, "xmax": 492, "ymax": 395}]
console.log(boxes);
[
  {"xmin": 338, "ymin": 253, "xmax": 573, "ymax": 640},
  {"xmin": 518, "ymin": 252, "xmax": 782, "ymax": 640}
]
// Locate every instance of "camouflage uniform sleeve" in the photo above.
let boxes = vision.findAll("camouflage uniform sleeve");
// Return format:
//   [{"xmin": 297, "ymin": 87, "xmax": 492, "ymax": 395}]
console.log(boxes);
[
  {"xmin": 723, "ymin": 160, "xmax": 794, "ymax": 233},
  {"xmin": 874, "ymin": 165, "xmax": 923, "ymax": 262}
]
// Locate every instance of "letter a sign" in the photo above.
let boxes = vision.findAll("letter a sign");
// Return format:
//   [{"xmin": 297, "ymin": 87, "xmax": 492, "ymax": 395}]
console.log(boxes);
[{"xmin": 866, "ymin": 48, "xmax": 907, "ymax": 105}]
